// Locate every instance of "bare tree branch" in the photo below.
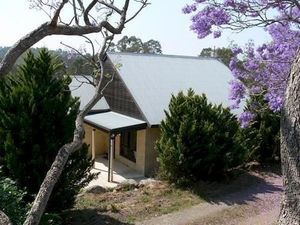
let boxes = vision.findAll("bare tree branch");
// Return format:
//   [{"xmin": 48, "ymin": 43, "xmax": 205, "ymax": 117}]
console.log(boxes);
[
  {"xmin": 125, "ymin": 0, "xmax": 149, "ymax": 24},
  {"xmin": 0, "ymin": 1, "xmax": 149, "ymax": 223},
  {"xmin": 50, "ymin": 0, "xmax": 69, "ymax": 26},
  {"xmin": 84, "ymin": 0, "xmax": 98, "ymax": 25},
  {"xmin": 0, "ymin": 22, "xmax": 120, "ymax": 77},
  {"xmin": 0, "ymin": 0, "xmax": 145, "ymax": 77},
  {"xmin": 72, "ymin": 0, "xmax": 79, "ymax": 25},
  {"xmin": 98, "ymin": 0, "xmax": 122, "ymax": 14},
  {"xmin": 60, "ymin": 41, "xmax": 95, "ymax": 66}
]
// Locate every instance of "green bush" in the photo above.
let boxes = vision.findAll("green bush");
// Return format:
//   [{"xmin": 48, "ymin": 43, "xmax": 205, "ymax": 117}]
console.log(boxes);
[
  {"xmin": 156, "ymin": 89, "xmax": 245, "ymax": 183},
  {"xmin": 0, "ymin": 169, "xmax": 29, "ymax": 225},
  {"xmin": 40, "ymin": 213, "xmax": 63, "ymax": 225},
  {"xmin": 239, "ymin": 95, "xmax": 280, "ymax": 163},
  {"xmin": 48, "ymin": 143, "xmax": 95, "ymax": 212},
  {"xmin": 0, "ymin": 49, "xmax": 96, "ymax": 212}
]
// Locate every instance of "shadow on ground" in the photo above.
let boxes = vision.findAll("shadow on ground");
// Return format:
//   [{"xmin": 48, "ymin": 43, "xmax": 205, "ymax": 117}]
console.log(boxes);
[
  {"xmin": 181, "ymin": 168, "xmax": 283, "ymax": 206},
  {"xmin": 63, "ymin": 209, "xmax": 134, "ymax": 225}
]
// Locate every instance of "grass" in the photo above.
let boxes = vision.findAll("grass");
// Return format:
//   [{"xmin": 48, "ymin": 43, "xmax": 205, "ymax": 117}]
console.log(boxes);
[
  {"xmin": 63, "ymin": 181, "xmax": 203, "ymax": 224},
  {"xmin": 62, "ymin": 166, "xmax": 281, "ymax": 225}
]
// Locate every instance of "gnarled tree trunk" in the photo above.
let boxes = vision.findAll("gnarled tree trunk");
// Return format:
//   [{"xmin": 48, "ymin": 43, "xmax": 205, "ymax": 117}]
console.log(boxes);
[
  {"xmin": 0, "ymin": 211, "xmax": 12, "ymax": 225},
  {"xmin": 279, "ymin": 49, "xmax": 300, "ymax": 225}
]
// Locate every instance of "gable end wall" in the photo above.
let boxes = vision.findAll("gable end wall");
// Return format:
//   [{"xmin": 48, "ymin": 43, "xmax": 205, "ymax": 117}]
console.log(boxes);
[{"xmin": 102, "ymin": 59, "xmax": 146, "ymax": 121}]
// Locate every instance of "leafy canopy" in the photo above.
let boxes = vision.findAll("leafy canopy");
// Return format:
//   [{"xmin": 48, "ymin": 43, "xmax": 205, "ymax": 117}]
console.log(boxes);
[
  {"xmin": 200, "ymin": 47, "xmax": 233, "ymax": 66},
  {"xmin": 183, "ymin": 0, "xmax": 300, "ymax": 126},
  {"xmin": 0, "ymin": 169, "xmax": 28, "ymax": 225},
  {"xmin": 109, "ymin": 35, "xmax": 162, "ymax": 54}
]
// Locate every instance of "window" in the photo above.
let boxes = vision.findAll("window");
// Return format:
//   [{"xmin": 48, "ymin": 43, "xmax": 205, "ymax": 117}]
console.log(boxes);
[{"xmin": 120, "ymin": 130, "xmax": 137, "ymax": 162}]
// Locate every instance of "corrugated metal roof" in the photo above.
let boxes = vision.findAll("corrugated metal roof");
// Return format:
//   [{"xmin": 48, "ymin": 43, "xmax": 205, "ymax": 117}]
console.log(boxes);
[
  {"xmin": 107, "ymin": 52, "xmax": 235, "ymax": 125},
  {"xmin": 69, "ymin": 75, "xmax": 110, "ymax": 111},
  {"xmin": 85, "ymin": 111, "xmax": 147, "ymax": 133}
]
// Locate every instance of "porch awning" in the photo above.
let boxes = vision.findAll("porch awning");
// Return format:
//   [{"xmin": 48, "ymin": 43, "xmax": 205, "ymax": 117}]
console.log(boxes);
[{"xmin": 84, "ymin": 111, "xmax": 147, "ymax": 133}]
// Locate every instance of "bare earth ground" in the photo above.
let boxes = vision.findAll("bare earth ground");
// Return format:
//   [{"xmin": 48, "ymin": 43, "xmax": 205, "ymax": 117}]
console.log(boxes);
[
  {"xmin": 138, "ymin": 169, "xmax": 282, "ymax": 225},
  {"xmin": 64, "ymin": 167, "xmax": 282, "ymax": 225}
]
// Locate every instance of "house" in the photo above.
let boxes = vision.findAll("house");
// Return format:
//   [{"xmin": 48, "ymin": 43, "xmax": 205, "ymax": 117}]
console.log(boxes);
[{"xmin": 70, "ymin": 52, "xmax": 234, "ymax": 182}]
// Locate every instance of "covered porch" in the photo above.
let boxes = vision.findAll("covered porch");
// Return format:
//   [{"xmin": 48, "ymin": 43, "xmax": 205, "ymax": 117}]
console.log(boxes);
[
  {"xmin": 84, "ymin": 111, "xmax": 148, "ymax": 185},
  {"xmin": 88, "ymin": 155, "xmax": 145, "ymax": 188}
]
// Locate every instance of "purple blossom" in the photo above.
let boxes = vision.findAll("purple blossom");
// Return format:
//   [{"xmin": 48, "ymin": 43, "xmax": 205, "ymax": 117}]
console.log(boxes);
[
  {"xmin": 213, "ymin": 30, "xmax": 221, "ymax": 38},
  {"xmin": 236, "ymin": 2, "xmax": 247, "ymax": 13},
  {"xmin": 224, "ymin": 0, "xmax": 235, "ymax": 7},
  {"xmin": 265, "ymin": 93, "xmax": 283, "ymax": 112},
  {"xmin": 229, "ymin": 80, "xmax": 245, "ymax": 109},
  {"xmin": 227, "ymin": 23, "xmax": 300, "ymax": 114},
  {"xmin": 183, "ymin": 0, "xmax": 300, "ymax": 125},
  {"xmin": 232, "ymin": 47, "xmax": 243, "ymax": 56},
  {"xmin": 250, "ymin": 86, "xmax": 261, "ymax": 95},
  {"xmin": 182, "ymin": 4, "xmax": 197, "ymax": 14},
  {"xmin": 189, "ymin": 6, "xmax": 230, "ymax": 38},
  {"xmin": 256, "ymin": 44, "xmax": 267, "ymax": 53},
  {"xmin": 239, "ymin": 111, "xmax": 254, "ymax": 128}
]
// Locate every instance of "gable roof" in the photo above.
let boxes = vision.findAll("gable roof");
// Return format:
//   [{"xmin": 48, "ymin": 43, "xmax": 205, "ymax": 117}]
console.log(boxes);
[
  {"xmin": 69, "ymin": 75, "xmax": 110, "ymax": 112},
  {"xmin": 107, "ymin": 52, "xmax": 234, "ymax": 126}
]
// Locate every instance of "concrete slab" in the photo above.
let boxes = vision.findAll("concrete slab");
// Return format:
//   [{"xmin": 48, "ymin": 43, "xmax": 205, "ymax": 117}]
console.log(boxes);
[{"xmin": 87, "ymin": 156, "xmax": 145, "ymax": 188}]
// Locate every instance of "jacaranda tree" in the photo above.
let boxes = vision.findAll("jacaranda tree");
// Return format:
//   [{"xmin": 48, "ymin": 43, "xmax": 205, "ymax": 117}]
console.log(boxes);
[{"xmin": 183, "ymin": 1, "xmax": 300, "ymax": 224}]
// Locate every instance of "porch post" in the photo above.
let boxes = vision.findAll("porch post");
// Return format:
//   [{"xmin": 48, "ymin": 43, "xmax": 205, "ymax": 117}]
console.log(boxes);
[
  {"xmin": 92, "ymin": 128, "xmax": 96, "ymax": 161},
  {"xmin": 110, "ymin": 134, "xmax": 115, "ymax": 182},
  {"xmin": 108, "ymin": 133, "xmax": 111, "ymax": 182}
]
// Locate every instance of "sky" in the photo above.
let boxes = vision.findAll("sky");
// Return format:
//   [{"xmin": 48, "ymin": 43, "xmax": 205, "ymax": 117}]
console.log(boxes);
[{"xmin": 0, "ymin": 0, "xmax": 271, "ymax": 56}]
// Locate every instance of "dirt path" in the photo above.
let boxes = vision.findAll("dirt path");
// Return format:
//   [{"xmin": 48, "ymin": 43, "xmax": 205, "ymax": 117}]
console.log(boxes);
[{"xmin": 137, "ymin": 171, "xmax": 282, "ymax": 225}]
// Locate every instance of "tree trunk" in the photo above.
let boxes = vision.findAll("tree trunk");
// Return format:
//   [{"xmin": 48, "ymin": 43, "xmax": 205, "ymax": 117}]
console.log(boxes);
[
  {"xmin": 23, "ymin": 142, "xmax": 80, "ymax": 225},
  {"xmin": 23, "ymin": 92, "xmax": 103, "ymax": 225},
  {"xmin": 279, "ymin": 49, "xmax": 300, "ymax": 225},
  {"xmin": 0, "ymin": 211, "xmax": 12, "ymax": 225},
  {"xmin": 0, "ymin": 1, "xmax": 146, "ymax": 224}
]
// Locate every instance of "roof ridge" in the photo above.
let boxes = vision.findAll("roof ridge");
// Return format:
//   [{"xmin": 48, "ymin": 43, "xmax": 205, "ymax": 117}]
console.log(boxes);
[{"xmin": 107, "ymin": 52, "xmax": 219, "ymax": 61}]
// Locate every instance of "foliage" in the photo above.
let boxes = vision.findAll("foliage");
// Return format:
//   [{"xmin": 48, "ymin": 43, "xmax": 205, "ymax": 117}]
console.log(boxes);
[
  {"xmin": 0, "ymin": 169, "xmax": 29, "ymax": 225},
  {"xmin": 200, "ymin": 47, "xmax": 233, "ymax": 66},
  {"xmin": 0, "ymin": 49, "xmax": 96, "ymax": 212},
  {"xmin": 238, "ymin": 95, "xmax": 280, "ymax": 162},
  {"xmin": 40, "ymin": 213, "xmax": 63, "ymax": 225},
  {"xmin": 0, "ymin": 46, "xmax": 93, "ymax": 75},
  {"xmin": 109, "ymin": 35, "xmax": 162, "ymax": 54},
  {"xmin": 156, "ymin": 89, "xmax": 245, "ymax": 183},
  {"xmin": 48, "ymin": 144, "xmax": 95, "ymax": 212},
  {"xmin": 183, "ymin": 0, "xmax": 300, "ymax": 126},
  {"xmin": 183, "ymin": 2, "xmax": 300, "ymax": 222}
]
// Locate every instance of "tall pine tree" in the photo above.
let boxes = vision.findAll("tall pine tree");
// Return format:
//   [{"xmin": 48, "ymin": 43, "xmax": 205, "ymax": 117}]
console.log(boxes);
[{"xmin": 0, "ymin": 49, "xmax": 95, "ymax": 212}]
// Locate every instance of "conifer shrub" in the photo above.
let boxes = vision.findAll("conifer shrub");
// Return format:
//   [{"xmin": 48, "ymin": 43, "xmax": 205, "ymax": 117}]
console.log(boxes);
[
  {"xmin": 239, "ymin": 95, "xmax": 280, "ymax": 163},
  {"xmin": 0, "ymin": 49, "xmax": 96, "ymax": 212},
  {"xmin": 0, "ymin": 169, "xmax": 28, "ymax": 225},
  {"xmin": 156, "ymin": 89, "xmax": 245, "ymax": 183}
]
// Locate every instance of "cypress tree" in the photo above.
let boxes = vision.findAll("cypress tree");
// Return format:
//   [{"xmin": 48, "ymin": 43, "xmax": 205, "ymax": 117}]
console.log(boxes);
[
  {"xmin": 0, "ymin": 49, "xmax": 95, "ymax": 212},
  {"xmin": 156, "ymin": 89, "xmax": 245, "ymax": 183}
]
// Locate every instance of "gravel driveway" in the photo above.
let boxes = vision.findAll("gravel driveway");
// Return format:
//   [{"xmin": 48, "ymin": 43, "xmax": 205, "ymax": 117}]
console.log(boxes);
[{"xmin": 137, "ymin": 171, "xmax": 282, "ymax": 225}]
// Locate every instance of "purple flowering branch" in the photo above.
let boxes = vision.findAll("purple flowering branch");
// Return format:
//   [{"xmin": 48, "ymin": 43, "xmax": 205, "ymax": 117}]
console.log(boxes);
[
  {"xmin": 184, "ymin": 0, "xmax": 300, "ymax": 126},
  {"xmin": 184, "ymin": 0, "xmax": 300, "ymax": 39}
]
